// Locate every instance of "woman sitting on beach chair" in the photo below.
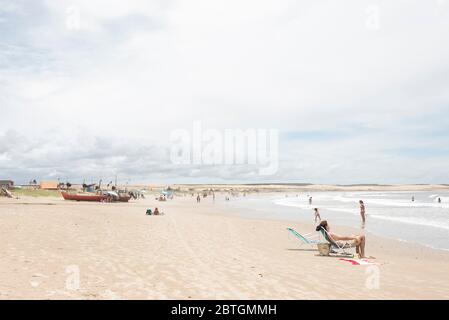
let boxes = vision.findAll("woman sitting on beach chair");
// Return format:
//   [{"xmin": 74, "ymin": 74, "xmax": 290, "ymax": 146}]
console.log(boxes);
[{"xmin": 316, "ymin": 220, "xmax": 366, "ymax": 259}]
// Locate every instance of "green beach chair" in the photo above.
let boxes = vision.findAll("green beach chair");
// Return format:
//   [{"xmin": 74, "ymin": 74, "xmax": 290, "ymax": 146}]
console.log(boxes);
[{"xmin": 286, "ymin": 227, "xmax": 321, "ymax": 249}]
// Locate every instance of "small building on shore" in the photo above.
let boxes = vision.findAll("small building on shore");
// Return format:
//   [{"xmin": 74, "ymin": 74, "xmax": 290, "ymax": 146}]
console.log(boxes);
[
  {"xmin": 40, "ymin": 181, "xmax": 59, "ymax": 190},
  {"xmin": 0, "ymin": 180, "xmax": 14, "ymax": 190}
]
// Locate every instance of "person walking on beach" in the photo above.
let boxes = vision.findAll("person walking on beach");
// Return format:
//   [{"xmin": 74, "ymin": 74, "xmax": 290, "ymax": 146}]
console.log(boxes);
[
  {"xmin": 313, "ymin": 208, "xmax": 321, "ymax": 223},
  {"xmin": 359, "ymin": 200, "xmax": 366, "ymax": 224},
  {"xmin": 309, "ymin": 196, "xmax": 313, "ymax": 205},
  {"xmin": 196, "ymin": 194, "xmax": 201, "ymax": 203}
]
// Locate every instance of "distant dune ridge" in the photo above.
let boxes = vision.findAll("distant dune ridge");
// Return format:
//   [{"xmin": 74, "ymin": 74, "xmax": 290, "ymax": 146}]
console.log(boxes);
[{"xmin": 129, "ymin": 183, "xmax": 449, "ymax": 193}]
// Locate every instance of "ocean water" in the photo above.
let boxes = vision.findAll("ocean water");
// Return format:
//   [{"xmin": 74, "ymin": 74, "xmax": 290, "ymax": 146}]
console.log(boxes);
[{"xmin": 223, "ymin": 191, "xmax": 449, "ymax": 251}]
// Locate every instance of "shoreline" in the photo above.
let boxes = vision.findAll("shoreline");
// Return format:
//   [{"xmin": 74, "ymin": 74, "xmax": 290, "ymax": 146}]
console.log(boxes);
[
  {"xmin": 161, "ymin": 183, "xmax": 449, "ymax": 192},
  {"xmin": 196, "ymin": 194, "xmax": 449, "ymax": 256},
  {"xmin": 12, "ymin": 183, "xmax": 449, "ymax": 194},
  {"xmin": 218, "ymin": 191, "xmax": 449, "ymax": 252}
]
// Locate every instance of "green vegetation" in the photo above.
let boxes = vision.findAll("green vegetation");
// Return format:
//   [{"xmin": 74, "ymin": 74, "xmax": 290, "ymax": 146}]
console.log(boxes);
[{"xmin": 12, "ymin": 188, "xmax": 61, "ymax": 197}]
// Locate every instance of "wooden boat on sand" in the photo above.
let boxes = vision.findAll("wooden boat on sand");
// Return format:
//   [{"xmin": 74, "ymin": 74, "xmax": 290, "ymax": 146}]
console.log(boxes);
[
  {"xmin": 61, "ymin": 191, "xmax": 131, "ymax": 202},
  {"xmin": 61, "ymin": 192, "xmax": 107, "ymax": 202}
]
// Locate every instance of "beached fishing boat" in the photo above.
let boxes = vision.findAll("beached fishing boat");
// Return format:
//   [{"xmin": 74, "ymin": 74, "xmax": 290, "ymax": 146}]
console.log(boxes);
[
  {"xmin": 61, "ymin": 192, "xmax": 107, "ymax": 202},
  {"xmin": 61, "ymin": 190, "xmax": 132, "ymax": 202}
]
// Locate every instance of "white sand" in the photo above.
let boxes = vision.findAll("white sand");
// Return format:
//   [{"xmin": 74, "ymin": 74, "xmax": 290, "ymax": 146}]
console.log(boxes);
[{"xmin": 1, "ymin": 194, "xmax": 449, "ymax": 299}]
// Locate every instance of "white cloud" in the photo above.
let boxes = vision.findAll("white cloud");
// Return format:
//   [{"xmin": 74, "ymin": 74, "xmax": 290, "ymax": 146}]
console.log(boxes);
[{"xmin": 1, "ymin": 0, "xmax": 449, "ymax": 183}]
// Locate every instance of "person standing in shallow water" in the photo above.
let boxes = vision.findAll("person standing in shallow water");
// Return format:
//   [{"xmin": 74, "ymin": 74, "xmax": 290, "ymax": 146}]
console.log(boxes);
[
  {"xmin": 359, "ymin": 200, "xmax": 366, "ymax": 224},
  {"xmin": 313, "ymin": 208, "xmax": 321, "ymax": 223}
]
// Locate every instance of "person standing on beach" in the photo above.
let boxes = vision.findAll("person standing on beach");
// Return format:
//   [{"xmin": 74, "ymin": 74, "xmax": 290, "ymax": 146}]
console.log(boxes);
[
  {"xmin": 309, "ymin": 196, "xmax": 312, "ymax": 205},
  {"xmin": 196, "ymin": 194, "xmax": 201, "ymax": 203},
  {"xmin": 359, "ymin": 200, "xmax": 366, "ymax": 224},
  {"xmin": 313, "ymin": 208, "xmax": 321, "ymax": 223},
  {"xmin": 438, "ymin": 197, "xmax": 442, "ymax": 203}
]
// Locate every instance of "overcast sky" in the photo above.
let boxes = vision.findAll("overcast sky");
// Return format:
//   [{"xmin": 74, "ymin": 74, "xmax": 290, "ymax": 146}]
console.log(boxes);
[{"xmin": 1, "ymin": 0, "xmax": 449, "ymax": 185}]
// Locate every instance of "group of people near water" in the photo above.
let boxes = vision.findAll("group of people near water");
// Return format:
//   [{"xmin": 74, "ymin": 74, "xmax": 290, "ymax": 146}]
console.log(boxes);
[
  {"xmin": 412, "ymin": 195, "xmax": 442, "ymax": 203},
  {"xmin": 312, "ymin": 199, "xmax": 367, "ymax": 259},
  {"xmin": 313, "ymin": 200, "xmax": 365, "ymax": 224}
]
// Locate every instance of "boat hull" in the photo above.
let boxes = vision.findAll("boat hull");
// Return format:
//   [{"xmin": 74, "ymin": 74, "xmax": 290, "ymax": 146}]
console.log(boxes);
[{"xmin": 61, "ymin": 192, "xmax": 107, "ymax": 202}]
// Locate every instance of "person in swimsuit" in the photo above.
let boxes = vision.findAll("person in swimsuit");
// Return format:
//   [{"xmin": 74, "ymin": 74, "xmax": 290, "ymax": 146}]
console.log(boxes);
[
  {"xmin": 359, "ymin": 200, "xmax": 366, "ymax": 224},
  {"xmin": 316, "ymin": 220, "xmax": 367, "ymax": 259},
  {"xmin": 313, "ymin": 208, "xmax": 321, "ymax": 223}
]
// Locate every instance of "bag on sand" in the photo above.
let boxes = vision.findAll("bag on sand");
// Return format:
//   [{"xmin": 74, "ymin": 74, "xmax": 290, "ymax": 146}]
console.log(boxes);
[{"xmin": 317, "ymin": 243, "xmax": 331, "ymax": 256}]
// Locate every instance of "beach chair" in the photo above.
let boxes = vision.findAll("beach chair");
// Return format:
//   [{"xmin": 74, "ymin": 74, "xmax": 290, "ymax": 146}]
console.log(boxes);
[
  {"xmin": 317, "ymin": 227, "xmax": 355, "ymax": 258},
  {"xmin": 286, "ymin": 228, "xmax": 321, "ymax": 249}
]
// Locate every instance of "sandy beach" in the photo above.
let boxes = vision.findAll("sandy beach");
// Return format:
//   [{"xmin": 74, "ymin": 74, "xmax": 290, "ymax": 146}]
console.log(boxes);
[
  {"xmin": 2, "ymin": 0, "xmax": 449, "ymax": 305},
  {"xmin": 1, "ymin": 191, "xmax": 449, "ymax": 300}
]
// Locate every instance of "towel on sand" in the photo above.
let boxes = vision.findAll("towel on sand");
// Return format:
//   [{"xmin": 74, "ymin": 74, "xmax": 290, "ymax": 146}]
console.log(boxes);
[{"xmin": 340, "ymin": 258, "xmax": 378, "ymax": 266}]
